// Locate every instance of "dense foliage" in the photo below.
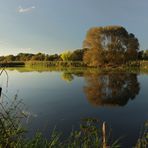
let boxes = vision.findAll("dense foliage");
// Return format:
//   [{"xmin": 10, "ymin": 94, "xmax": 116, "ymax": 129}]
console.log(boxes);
[
  {"xmin": 0, "ymin": 49, "xmax": 86, "ymax": 62},
  {"xmin": 60, "ymin": 51, "xmax": 73, "ymax": 61},
  {"xmin": 83, "ymin": 26, "xmax": 140, "ymax": 66}
]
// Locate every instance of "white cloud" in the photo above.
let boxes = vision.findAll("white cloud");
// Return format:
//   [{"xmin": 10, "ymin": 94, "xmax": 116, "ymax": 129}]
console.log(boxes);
[{"xmin": 18, "ymin": 6, "xmax": 35, "ymax": 13}]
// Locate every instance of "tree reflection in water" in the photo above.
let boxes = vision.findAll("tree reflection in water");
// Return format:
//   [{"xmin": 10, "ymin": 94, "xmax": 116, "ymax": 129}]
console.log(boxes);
[
  {"xmin": 84, "ymin": 72, "xmax": 140, "ymax": 107},
  {"xmin": 61, "ymin": 72, "xmax": 74, "ymax": 83}
]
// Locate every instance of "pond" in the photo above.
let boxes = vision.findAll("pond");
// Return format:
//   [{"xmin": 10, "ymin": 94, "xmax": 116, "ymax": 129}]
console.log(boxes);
[{"xmin": 0, "ymin": 67, "xmax": 148, "ymax": 147}]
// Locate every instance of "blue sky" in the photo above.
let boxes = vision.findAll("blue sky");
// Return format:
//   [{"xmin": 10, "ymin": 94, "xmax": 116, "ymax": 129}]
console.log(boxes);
[{"xmin": 0, "ymin": 0, "xmax": 148, "ymax": 55}]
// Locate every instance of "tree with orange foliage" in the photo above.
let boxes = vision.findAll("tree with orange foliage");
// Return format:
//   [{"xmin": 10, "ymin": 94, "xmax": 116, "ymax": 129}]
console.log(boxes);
[{"xmin": 83, "ymin": 26, "xmax": 139, "ymax": 67}]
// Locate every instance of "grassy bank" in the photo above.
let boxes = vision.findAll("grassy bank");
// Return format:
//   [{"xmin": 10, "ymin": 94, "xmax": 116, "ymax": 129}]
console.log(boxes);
[
  {"xmin": 0, "ymin": 61, "xmax": 25, "ymax": 67},
  {"xmin": 0, "ymin": 61, "xmax": 148, "ymax": 74},
  {"xmin": 25, "ymin": 61, "xmax": 87, "ymax": 67},
  {"xmin": 0, "ymin": 60, "xmax": 148, "ymax": 68}
]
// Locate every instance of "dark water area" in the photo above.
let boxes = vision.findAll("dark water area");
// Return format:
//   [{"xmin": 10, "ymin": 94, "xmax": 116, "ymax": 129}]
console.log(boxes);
[{"xmin": 0, "ymin": 68, "xmax": 148, "ymax": 147}]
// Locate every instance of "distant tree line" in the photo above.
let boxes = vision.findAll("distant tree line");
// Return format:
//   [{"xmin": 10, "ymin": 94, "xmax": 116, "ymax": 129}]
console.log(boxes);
[
  {"xmin": 0, "ymin": 49, "xmax": 87, "ymax": 62},
  {"xmin": 0, "ymin": 48, "xmax": 147, "ymax": 64}
]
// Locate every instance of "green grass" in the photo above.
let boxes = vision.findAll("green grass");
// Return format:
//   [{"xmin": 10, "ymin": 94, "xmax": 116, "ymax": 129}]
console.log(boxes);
[
  {"xmin": 0, "ymin": 60, "xmax": 148, "ymax": 72},
  {"xmin": 2, "ymin": 64, "xmax": 144, "ymax": 74},
  {"xmin": 25, "ymin": 61, "xmax": 87, "ymax": 68}
]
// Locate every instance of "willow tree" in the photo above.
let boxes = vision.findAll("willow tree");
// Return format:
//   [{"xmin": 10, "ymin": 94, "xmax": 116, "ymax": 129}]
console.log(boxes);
[
  {"xmin": 60, "ymin": 51, "xmax": 72, "ymax": 61},
  {"xmin": 83, "ymin": 26, "xmax": 139, "ymax": 66}
]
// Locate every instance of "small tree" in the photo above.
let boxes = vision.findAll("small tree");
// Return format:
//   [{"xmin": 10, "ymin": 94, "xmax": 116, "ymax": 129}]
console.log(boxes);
[{"xmin": 60, "ymin": 51, "xmax": 72, "ymax": 61}]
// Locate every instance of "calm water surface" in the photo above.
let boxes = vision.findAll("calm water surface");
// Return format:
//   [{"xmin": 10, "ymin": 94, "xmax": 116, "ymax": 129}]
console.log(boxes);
[{"xmin": 0, "ymin": 68, "xmax": 148, "ymax": 147}]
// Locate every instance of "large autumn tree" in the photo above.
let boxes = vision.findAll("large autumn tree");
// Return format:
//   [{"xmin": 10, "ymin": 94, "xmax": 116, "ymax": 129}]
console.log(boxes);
[{"xmin": 83, "ymin": 26, "xmax": 139, "ymax": 66}]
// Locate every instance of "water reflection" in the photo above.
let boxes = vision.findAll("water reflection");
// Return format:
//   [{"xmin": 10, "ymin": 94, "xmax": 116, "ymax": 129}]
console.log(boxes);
[
  {"xmin": 84, "ymin": 72, "xmax": 140, "ymax": 107},
  {"xmin": 61, "ymin": 72, "xmax": 74, "ymax": 82},
  {"xmin": 61, "ymin": 71, "xmax": 85, "ymax": 83},
  {"xmin": 1, "ymin": 68, "xmax": 141, "ymax": 108}
]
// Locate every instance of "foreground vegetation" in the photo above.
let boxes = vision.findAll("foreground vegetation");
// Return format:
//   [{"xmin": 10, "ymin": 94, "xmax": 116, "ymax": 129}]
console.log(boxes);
[
  {"xmin": 0, "ymin": 92, "xmax": 148, "ymax": 148},
  {"xmin": 0, "ymin": 95, "xmax": 119, "ymax": 148}
]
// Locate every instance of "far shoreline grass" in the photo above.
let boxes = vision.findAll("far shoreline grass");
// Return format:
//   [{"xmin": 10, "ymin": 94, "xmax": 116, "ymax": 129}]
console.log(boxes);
[
  {"xmin": 0, "ymin": 60, "xmax": 148, "ymax": 72},
  {"xmin": 0, "ymin": 61, "xmax": 25, "ymax": 67}
]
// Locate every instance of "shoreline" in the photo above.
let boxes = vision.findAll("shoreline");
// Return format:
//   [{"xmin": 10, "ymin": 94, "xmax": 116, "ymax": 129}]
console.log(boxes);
[{"xmin": 0, "ymin": 61, "xmax": 148, "ymax": 71}]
